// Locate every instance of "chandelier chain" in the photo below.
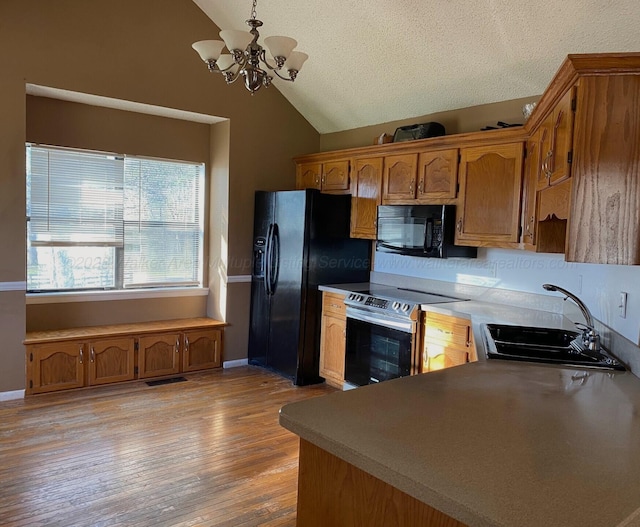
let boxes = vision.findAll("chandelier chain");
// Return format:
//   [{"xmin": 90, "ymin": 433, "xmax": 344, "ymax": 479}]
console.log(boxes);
[{"xmin": 250, "ymin": 0, "xmax": 258, "ymax": 21}]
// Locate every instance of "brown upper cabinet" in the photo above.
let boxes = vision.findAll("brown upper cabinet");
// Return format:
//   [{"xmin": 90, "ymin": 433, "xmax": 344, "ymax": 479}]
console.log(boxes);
[
  {"xmin": 417, "ymin": 148, "xmax": 459, "ymax": 203},
  {"xmin": 381, "ymin": 149, "xmax": 459, "ymax": 204},
  {"xmin": 381, "ymin": 153, "xmax": 418, "ymax": 203},
  {"xmin": 455, "ymin": 142, "xmax": 524, "ymax": 247},
  {"xmin": 536, "ymin": 88, "xmax": 576, "ymax": 191},
  {"xmin": 350, "ymin": 156, "xmax": 383, "ymax": 239},
  {"xmin": 296, "ymin": 159, "xmax": 351, "ymax": 194},
  {"xmin": 521, "ymin": 131, "xmax": 541, "ymax": 248},
  {"xmin": 522, "ymin": 86, "xmax": 576, "ymax": 254},
  {"xmin": 567, "ymin": 73, "xmax": 640, "ymax": 264},
  {"xmin": 293, "ymin": 53, "xmax": 640, "ymax": 264}
]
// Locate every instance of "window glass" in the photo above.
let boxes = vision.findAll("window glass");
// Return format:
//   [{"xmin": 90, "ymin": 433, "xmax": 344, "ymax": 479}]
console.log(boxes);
[{"xmin": 26, "ymin": 144, "xmax": 205, "ymax": 292}]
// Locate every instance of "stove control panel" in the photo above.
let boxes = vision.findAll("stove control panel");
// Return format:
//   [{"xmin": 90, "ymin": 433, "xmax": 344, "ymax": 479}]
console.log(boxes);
[{"xmin": 346, "ymin": 293, "xmax": 413, "ymax": 315}]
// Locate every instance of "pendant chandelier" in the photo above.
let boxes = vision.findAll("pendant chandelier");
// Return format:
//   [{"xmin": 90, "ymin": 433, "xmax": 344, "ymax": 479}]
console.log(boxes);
[{"xmin": 192, "ymin": 0, "xmax": 308, "ymax": 95}]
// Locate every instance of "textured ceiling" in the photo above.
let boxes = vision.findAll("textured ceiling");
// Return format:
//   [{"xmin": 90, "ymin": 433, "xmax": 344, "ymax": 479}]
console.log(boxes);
[{"xmin": 192, "ymin": 0, "xmax": 640, "ymax": 134}]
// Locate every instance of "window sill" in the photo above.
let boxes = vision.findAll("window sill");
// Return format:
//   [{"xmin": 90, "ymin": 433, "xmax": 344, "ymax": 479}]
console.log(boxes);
[{"xmin": 26, "ymin": 287, "xmax": 209, "ymax": 305}]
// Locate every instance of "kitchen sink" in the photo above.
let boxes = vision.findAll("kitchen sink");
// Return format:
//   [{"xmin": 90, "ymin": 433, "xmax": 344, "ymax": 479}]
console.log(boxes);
[{"xmin": 482, "ymin": 324, "xmax": 626, "ymax": 371}]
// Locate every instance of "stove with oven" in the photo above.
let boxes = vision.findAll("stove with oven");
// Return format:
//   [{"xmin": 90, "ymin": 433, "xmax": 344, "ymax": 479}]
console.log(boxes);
[{"xmin": 343, "ymin": 287, "xmax": 464, "ymax": 387}]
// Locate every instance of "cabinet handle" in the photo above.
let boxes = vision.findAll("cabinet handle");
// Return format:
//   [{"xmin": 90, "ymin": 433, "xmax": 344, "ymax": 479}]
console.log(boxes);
[
  {"xmin": 315, "ymin": 175, "xmax": 320, "ymax": 185},
  {"xmin": 544, "ymin": 151, "xmax": 553, "ymax": 179},
  {"xmin": 409, "ymin": 180, "xmax": 414, "ymax": 193},
  {"xmin": 457, "ymin": 218, "xmax": 463, "ymax": 233},
  {"xmin": 79, "ymin": 347, "xmax": 84, "ymax": 364},
  {"xmin": 418, "ymin": 180, "xmax": 424, "ymax": 194},
  {"xmin": 175, "ymin": 339, "xmax": 180, "ymax": 353},
  {"xmin": 90, "ymin": 347, "xmax": 95, "ymax": 363},
  {"xmin": 321, "ymin": 174, "xmax": 326, "ymax": 185},
  {"xmin": 185, "ymin": 335, "xmax": 189, "ymax": 352},
  {"xmin": 329, "ymin": 303, "xmax": 342, "ymax": 309}
]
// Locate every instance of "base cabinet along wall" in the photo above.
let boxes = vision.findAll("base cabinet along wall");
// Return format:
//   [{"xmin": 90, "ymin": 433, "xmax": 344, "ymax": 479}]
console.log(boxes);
[
  {"xmin": 421, "ymin": 311, "xmax": 476, "ymax": 373},
  {"xmin": 182, "ymin": 329, "xmax": 223, "ymax": 372},
  {"xmin": 25, "ymin": 318, "xmax": 225, "ymax": 395},
  {"xmin": 319, "ymin": 292, "xmax": 347, "ymax": 388}
]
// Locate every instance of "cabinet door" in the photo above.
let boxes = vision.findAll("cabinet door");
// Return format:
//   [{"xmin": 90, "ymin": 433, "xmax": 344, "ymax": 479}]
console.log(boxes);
[
  {"xmin": 423, "ymin": 343, "xmax": 469, "ymax": 372},
  {"xmin": 421, "ymin": 312, "xmax": 475, "ymax": 374},
  {"xmin": 548, "ymin": 88, "xmax": 576, "ymax": 186},
  {"xmin": 322, "ymin": 160, "xmax": 350, "ymax": 193},
  {"xmin": 537, "ymin": 88, "xmax": 576, "ymax": 190},
  {"xmin": 319, "ymin": 314, "xmax": 346, "ymax": 386},
  {"xmin": 417, "ymin": 149, "xmax": 458, "ymax": 202},
  {"xmin": 182, "ymin": 329, "xmax": 222, "ymax": 372},
  {"xmin": 455, "ymin": 143, "xmax": 524, "ymax": 246},
  {"xmin": 350, "ymin": 156, "xmax": 383, "ymax": 239},
  {"xmin": 87, "ymin": 337, "xmax": 135, "ymax": 386},
  {"xmin": 382, "ymin": 153, "xmax": 418, "ymax": 203},
  {"xmin": 537, "ymin": 114, "xmax": 553, "ymax": 190},
  {"xmin": 522, "ymin": 131, "xmax": 541, "ymax": 247},
  {"xmin": 28, "ymin": 342, "xmax": 85, "ymax": 394},
  {"xmin": 137, "ymin": 332, "xmax": 181, "ymax": 379},
  {"xmin": 296, "ymin": 162, "xmax": 322, "ymax": 190}
]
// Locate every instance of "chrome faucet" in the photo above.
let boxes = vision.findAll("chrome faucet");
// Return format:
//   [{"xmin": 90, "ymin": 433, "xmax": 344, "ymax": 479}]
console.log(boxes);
[{"xmin": 542, "ymin": 284, "xmax": 601, "ymax": 352}]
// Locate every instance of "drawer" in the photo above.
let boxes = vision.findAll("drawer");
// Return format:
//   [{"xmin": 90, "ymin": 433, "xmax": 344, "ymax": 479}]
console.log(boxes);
[{"xmin": 323, "ymin": 292, "xmax": 346, "ymax": 318}]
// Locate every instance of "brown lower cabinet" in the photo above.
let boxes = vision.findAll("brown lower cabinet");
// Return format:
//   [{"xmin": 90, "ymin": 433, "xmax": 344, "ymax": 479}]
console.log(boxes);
[
  {"xmin": 319, "ymin": 292, "xmax": 347, "ymax": 388},
  {"xmin": 25, "ymin": 319, "xmax": 225, "ymax": 395},
  {"xmin": 421, "ymin": 311, "xmax": 476, "ymax": 373}
]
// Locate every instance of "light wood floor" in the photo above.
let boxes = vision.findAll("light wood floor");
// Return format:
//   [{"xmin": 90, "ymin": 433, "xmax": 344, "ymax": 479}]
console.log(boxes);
[{"xmin": 0, "ymin": 366, "xmax": 336, "ymax": 527}]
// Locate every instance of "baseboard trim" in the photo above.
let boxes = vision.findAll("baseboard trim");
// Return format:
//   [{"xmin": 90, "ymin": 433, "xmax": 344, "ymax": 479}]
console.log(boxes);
[
  {"xmin": 0, "ymin": 389, "xmax": 25, "ymax": 401},
  {"xmin": 223, "ymin": 358, "xmax": 249, "ymax": 369}
]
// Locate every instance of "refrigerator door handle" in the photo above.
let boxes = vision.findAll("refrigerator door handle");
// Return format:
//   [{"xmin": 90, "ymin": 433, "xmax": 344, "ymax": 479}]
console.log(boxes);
[
  {"xmin": 264, "ymin": 223, "xmax": 274, "ymax": 295},
  {"xmin": 270, "ymin": 224, "xmax": 280, "ymax": 294}
]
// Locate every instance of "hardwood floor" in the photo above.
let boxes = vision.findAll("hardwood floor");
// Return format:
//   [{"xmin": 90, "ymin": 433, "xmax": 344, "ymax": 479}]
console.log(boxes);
[{"xmin": 0, "ymin": 366, "xmax": 336, "ymax": 526}]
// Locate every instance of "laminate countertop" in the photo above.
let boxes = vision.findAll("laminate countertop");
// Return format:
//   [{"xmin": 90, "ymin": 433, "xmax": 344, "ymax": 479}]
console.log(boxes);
[{"xmin": 280, "ymin": 361, "xmax": 640, "ymax": 527}]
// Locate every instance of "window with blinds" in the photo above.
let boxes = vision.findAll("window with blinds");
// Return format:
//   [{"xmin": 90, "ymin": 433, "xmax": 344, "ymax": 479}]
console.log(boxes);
[{"xmin": 26, "ymin": 144, "xmax": 205, "ymax": 292}]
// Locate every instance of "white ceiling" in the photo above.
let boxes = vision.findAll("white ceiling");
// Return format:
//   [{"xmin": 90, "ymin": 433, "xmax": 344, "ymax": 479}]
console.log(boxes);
[{"xmin": 193, "ymin": 0, "xmax": 640, "ymax": 135}]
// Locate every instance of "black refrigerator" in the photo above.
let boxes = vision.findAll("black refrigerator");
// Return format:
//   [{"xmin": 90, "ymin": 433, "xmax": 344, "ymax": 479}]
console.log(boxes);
[{"xmin": 248, "ymin": 189, "xmax": 371, "ymax": 385}]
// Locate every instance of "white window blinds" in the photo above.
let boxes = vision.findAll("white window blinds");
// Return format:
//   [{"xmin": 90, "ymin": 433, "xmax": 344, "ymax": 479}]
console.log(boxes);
[
  {"xmin": 27, "ymin": 145, "xmax": 124, "ymax": 246},
  {"xmin": 26, "ymin": 144, "xmax": 205, "ymax": 292},
  {"xmin": 123, "ymin": 157, "xmax": 204, "ymax": 288}
]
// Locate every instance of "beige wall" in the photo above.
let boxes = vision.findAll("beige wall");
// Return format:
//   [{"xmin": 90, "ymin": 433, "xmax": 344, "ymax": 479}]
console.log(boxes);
[
  {"xmin": 0, "ymin": 0, "xmax": 319, "ymax": 392},
  {"xmin": 319, "ymin": 96, "xmax": 539, "ymax": 152}
]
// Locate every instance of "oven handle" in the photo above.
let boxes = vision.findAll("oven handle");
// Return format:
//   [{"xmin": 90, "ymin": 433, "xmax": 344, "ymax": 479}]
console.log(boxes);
[{"xmin": 346, "ymin": 308, "xmax": 415, "ymax": 334}]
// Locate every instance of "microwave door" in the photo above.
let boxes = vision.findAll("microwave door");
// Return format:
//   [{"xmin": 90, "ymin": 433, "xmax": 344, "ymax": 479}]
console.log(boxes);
[{"xmin": 377, "ymin": 217, "xmax": 427, "ymax": 256}]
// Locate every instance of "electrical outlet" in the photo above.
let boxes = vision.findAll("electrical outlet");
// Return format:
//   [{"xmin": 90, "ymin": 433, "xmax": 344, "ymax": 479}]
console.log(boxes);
[{"xmin": 619, "ymin": 291, "xmax": 628, "ymax": 318}]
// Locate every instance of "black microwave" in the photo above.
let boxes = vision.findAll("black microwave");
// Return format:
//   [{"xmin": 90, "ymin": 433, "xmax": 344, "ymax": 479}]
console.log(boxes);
[{"xmin": 376, "ymin": 205, "xmax": 477, "ymax": 258}]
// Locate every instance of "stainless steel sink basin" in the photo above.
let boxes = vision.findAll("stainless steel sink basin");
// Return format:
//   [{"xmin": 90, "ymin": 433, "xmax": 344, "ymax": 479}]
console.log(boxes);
[{"xmin": 482, "ymin": 324, "xmax": 626, "ymax": 371}]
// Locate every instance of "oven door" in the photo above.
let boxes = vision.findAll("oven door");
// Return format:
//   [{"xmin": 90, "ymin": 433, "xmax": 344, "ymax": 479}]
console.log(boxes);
[{"xmin": 344, "ymin": 308, "xmax": 416, "ymax": 387}]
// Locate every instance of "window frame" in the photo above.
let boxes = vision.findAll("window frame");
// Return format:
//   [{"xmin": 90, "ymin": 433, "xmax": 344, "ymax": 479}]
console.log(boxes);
[{"xmin": 26, "ymin": 143, "xmax": 207, "ymax": 295}]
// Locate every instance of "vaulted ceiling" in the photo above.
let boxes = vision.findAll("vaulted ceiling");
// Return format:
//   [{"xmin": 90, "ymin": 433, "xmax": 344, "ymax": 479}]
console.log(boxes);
[{"xmin": 193, "ymin": 0, "xmax": 640, "ymax": 134}]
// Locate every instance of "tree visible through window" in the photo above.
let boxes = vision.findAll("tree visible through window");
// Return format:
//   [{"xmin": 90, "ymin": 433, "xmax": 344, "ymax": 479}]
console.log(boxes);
[{"xmin": 26, "ymin": 144, "xmax": 205, "ymax": 292}]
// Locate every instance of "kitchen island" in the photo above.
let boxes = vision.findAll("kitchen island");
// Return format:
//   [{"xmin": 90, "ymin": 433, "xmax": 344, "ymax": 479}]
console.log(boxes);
[{"xmin": 279, "ymin": 360, "xmax": 640, "ymax": 527}]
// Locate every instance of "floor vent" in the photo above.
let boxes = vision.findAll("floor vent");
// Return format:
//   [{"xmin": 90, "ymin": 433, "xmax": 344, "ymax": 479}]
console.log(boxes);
[{"xmin": 146, "ymin": 377, "xmax": 187, "ymax": 387}]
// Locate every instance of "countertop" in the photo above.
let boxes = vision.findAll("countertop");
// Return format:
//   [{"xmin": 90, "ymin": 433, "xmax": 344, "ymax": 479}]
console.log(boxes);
[
  {"xmin": 318, "ymin": 282, "xmax": 575, "ymax": 361},
  {"xmin": 297, "ymin": 282, "xmax": 640, "ymax": 525},
  {"xmin": 280, "ymin": 360, "xmax": 640, "ymax": 527}
]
